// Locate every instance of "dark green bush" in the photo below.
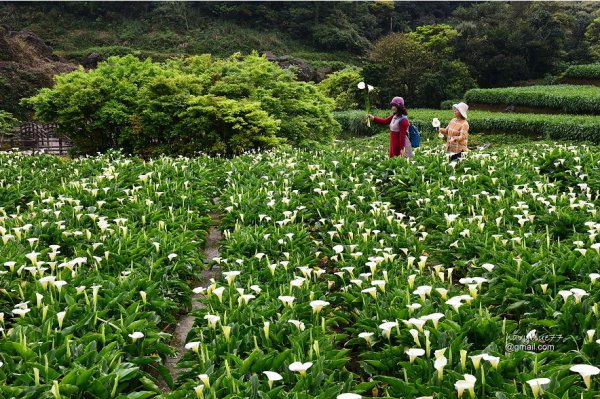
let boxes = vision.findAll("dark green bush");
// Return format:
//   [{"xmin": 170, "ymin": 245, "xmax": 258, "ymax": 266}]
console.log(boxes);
[{"xmin": 0, "ymin": 110, "xmax": 18, "ymax": 149}]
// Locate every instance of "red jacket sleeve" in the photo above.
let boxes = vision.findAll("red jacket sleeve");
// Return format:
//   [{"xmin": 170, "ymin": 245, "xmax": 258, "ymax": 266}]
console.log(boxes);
[
  {"xmin": 399, "ymin": 118, "xmax": 409, "ymax": 148},
  {"xmin": 372, "ymin": 114, "xmax": 394, "ymax": 125}
]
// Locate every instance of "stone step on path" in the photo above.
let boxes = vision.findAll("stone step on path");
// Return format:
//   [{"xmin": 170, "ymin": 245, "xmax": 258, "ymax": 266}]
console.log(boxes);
[{"xmin": 158, "ymin": 204, "xmax": 222, "ymax": 393}]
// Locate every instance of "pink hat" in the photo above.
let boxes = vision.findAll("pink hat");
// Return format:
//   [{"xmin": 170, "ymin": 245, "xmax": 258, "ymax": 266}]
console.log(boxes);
[{"xmin": 389, "ymin": 96, "xmax": 405, "ymax": 108}]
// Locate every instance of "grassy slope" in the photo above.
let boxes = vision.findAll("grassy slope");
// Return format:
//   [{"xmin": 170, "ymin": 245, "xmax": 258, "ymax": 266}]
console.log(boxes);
[{"xmin": 1, "ymin": 4, "xmax": 357, "ymax": 68}]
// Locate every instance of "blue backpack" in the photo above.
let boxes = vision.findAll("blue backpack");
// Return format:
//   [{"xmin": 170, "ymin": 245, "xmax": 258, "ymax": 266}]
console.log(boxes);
[
  {"xmin": 400, "ymin": 116, "xmax": 421, "ymax": 148},
  {"xmin": 408, "ymin": 124, "xmax": 421, "ymax": 148}
]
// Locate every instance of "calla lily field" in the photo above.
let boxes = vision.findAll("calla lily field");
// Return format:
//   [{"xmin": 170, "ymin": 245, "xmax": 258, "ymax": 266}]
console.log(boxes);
[{"xmin": 1, "ymin": 135, "xmax": 600, "ymax": 398}]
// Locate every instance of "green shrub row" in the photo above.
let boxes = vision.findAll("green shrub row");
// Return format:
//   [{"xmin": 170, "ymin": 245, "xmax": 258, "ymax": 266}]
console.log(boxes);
[
  {"xmin": 563, "ymin": 63, "xmax": 600, "ymax": 79},
  {"xmin": 335, "ymin": 109, "xmax": 600, "ymax": 143},
  {"xmin": 464, "ymin": 85, "xmax": 600, "ymax": 115}
]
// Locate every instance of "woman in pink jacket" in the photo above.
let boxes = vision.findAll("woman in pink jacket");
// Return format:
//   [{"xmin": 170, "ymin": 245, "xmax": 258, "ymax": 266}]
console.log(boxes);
[{"xmin": 368, "ymin": 96, "xmax": 413, "ymax": 158}]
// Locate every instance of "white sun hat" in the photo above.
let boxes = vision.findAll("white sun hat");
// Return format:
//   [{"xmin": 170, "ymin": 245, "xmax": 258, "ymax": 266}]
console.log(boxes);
[{"xmin": 453, "ymin": 102, "xmax": 469, "ymax": 119}]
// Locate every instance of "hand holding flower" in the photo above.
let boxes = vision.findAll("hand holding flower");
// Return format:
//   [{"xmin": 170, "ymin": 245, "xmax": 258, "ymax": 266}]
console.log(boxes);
[{"xmin": 358, "ymin": 81, "xmax": 374, "ymax": 127}]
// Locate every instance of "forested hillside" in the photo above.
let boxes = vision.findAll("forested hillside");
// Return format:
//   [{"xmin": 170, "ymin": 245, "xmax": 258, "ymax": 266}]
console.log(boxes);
[{"xmin": 1, "ymin": 1, "xmax": 600, "ymax": 116}]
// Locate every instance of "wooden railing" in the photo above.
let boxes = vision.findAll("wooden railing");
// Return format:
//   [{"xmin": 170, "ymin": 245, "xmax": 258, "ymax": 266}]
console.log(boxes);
[{"xmin": 4, "ymin": 123, "xmax": 72, "ymax": 155}]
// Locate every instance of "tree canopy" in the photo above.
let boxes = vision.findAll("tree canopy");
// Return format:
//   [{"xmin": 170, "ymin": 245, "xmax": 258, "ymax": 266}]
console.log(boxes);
[{"xmin": 23, "ymin": 53, "xmax": 340, "ymax": 157}]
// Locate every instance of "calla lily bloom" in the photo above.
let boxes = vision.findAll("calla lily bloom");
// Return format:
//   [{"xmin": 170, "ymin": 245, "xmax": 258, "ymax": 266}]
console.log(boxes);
[
  {"xmin": 455, "ymin": 374, "xmax": 477, "ymax": 398},
  {"xmin": 185, "ymin": 341, "xmax": 200, "ymax": 352},
  {"xmin": 406, "ymin": 347, "xmax": 425, "ymax": 363},
  {"xmin": 128, "ymin": 331, "xmax": 144, "ymax": 342},
  {"xmin": 288, "ymin": 320, "xmax": 305, "ymax": 331},
  {"xmin": 289, "ymin": 361, "xmax": 313, "ymax": 376},
  {"xmin": 309, "ymin": 300, "xmax": 330, "ymax": 313},
  {"xmin": 378, "ymin": 321, "xmax": 398, "ymax": 339},
  {"xmin": 570, "ymin": 364, "xmax": 600, "ymax": 390},
  {"xmin": 434, "ymin": 355, "xmax": 447, "ymax": 379},
  {"xmin": 204, "ymin": 314, "xmax": 220, "ymax": 328},
  {"xmin": 358, "ymin": 332, "xmax": 374, "ymax": 346},
  {"xmin": 56, "ymin": 311, "xmax": 66, "ymax": 329},
  {"xmin": 264, "ymin": 371, "xmax": 283, "ymax": 389},
  {"xmin": 526, "ymin": 377, "xmax": 551, "ymax": 398},
  {"xmin": 278, "ymin": 295, "xmax": 295, "ymax": 307}
]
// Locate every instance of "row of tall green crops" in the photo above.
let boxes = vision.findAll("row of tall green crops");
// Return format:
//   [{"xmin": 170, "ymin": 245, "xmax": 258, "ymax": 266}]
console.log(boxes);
[
  {"xmin": 463, "ymin": 85, "xmax": 600, "ymax": 115},
  {"xmin": 334, "ymin": 109, "xmax": 600, "ymax": 143},
  {"xmin": 564, "ymin": 64, "xmax": 600, "ymax": 80}
]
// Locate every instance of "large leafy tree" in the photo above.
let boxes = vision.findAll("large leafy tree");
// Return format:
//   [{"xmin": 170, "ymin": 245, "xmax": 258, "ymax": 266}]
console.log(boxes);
[
  {"xmin": 366, "ymin": 27, "xmax": 476, "ymax": 108},
  {"xmin": 367, "ymin": 33, "xmax": 434, "ymax": 107},
  {"xmin": 22, "ymin": 55, "xmax": 162, "ymax": 153},
  {"xmin": 23, "ymin": 53, "xmax": 339, "ymax": 157}
]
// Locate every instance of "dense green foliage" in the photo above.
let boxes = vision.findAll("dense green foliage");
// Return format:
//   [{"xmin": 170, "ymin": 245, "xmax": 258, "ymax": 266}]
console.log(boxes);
[
  {"xmin": 365, "ymin": 27, "xmax": 477, "ymax": 109},
  {"xmin": 316, "ymin": 68, "xmax": 364, "ymax": 110},
  {"xmin": 564, "ymin": 63, "xmax": 600, "ymax": 79},
  {"xmin": 2, "ymin": 133, "xmax": 600, "ymax": 397},
  {"xmin": 0, "ymin": 151, "xmax": 220, "ymax": 397},
  {"xmin": 452, "ymin": 2, "xmax": 595, "ymax": 87},
  {"xmin": 0, "ymin": 110, "xmax": 17, "ymax": 150},
  {"xmin": 0, "ymin": 110, "xmax": 18, "ymax": 141},
  {"xmin": 172, "ymin": 140, "xmax": 600, "ymax": 397},
  {"xmin": 1, "ymin": 2, "xmax": 600, "ymax": 114},
  {"xmin": 465, "ymin": 85, "xmax": 600, "ymax": 115},
  {"xmin": 23, "ymin": 54, "xmax": 340, "ymax": 157},
  {"xmin": 335, "ymin": 108, "xmax": 600, "ymax": 143}
]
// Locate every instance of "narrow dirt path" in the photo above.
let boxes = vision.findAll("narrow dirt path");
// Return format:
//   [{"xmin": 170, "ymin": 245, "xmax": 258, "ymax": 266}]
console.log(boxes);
[{"xmin": 158, "ymin": 204, "xmax": 222, "ymax": 392}]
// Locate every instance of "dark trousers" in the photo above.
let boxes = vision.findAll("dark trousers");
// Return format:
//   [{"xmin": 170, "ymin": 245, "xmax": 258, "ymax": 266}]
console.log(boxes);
[{"xmin": 450, "ymin": 152, "xmax": 463, "ymax": 161}]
